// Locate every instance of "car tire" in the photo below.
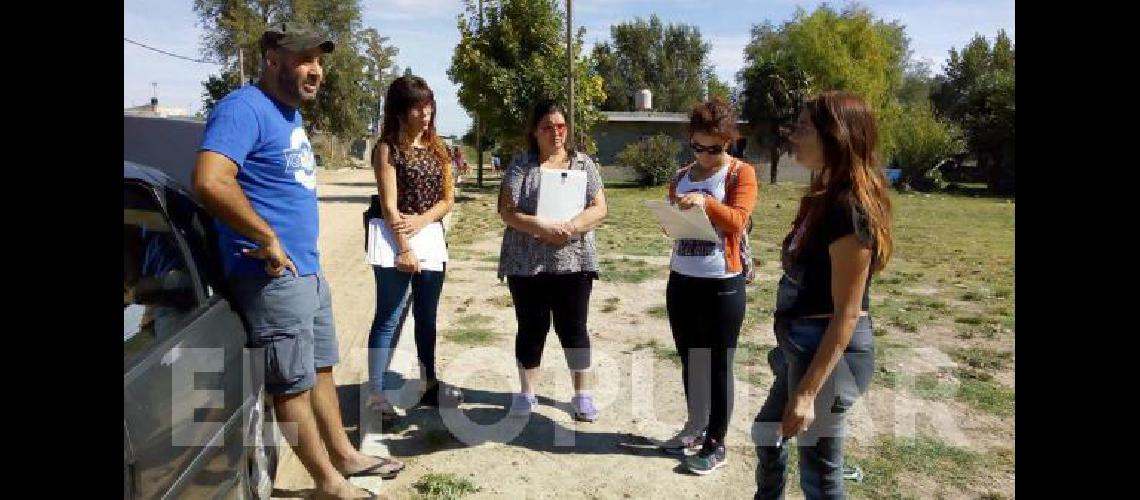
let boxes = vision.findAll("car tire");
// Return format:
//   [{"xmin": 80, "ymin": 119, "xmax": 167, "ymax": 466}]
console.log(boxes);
[{"xmin": 244, "ymin": 387, "xmax": 279, "ymax": 500}]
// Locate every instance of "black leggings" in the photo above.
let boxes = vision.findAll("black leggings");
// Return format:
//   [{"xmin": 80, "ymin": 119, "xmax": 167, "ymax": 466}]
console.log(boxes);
[
  {"xmin": 507, "ymin": 272, "xmax": 594, "ymax": 370},
  {"xmin": 666, "ymin": 271, "xmax": 747, "ymax": 444}
]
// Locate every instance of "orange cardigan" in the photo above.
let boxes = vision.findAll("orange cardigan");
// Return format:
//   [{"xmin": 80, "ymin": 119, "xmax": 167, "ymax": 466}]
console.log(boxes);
[{"xmin": 668, "ymin": 159, "xmax": 759, "ymax": 274}]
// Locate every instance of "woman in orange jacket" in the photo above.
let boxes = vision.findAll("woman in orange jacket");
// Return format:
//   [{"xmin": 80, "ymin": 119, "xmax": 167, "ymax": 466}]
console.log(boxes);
[{"xmin": 658, "ymin": 98, "xmax": 759, "ymax": 475}]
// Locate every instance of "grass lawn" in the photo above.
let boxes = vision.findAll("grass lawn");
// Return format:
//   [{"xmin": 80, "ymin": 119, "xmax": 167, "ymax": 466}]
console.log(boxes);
[{"xmin": 449, "ymin": 171, "xmax": 1014, "ymax": 497}]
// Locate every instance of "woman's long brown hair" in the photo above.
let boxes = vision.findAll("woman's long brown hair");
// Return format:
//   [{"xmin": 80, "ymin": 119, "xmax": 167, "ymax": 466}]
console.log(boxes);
[
  {"xmin": 792, "ymin": 91, "xmax": 893, "ymax": 274},
  {"xmin": 378, "ymin": 75, "xmax": 453, "ymax": 199}
]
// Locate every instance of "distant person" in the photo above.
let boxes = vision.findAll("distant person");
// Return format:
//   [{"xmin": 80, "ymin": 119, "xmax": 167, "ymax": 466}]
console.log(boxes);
[
  {"xmin": 496, "ymin": 99, "xmax": 607, "ymax": 421},
  {"xmin": 191, "ymin": 22, "xmax": 397, "ymax": 499},
  {"xmin": 753, "ymin": 91, "xmax": 892, "ymax": 499},
  {"xmin": 658, "ymin": 98, "xmax": 758, "ymax": 476},
  {"xmin": 451, "ymin": 145, "xmax": 470, "ymax": 182},
  {"xmin": 491, "ymin": 155, "xmax": 500, "ymax": 172}
]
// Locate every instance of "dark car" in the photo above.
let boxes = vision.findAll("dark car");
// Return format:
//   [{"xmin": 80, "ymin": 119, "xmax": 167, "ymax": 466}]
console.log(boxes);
[{"xmin": 124, "ymin": 161, "xmax": 279, "ymax": 499}]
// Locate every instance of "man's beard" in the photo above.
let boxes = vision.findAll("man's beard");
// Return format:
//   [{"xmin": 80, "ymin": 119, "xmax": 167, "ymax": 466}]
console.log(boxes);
[{"xmin": 277, "ymin": 69, "xmax": 317, "ymax": 102}]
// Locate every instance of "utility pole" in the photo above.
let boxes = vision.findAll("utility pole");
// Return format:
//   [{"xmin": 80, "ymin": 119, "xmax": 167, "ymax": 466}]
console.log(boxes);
[
  {"xmin": 475, "ymin": 0, "xmax": 485, "ymax": 188},
  {"xmin": 239, "ymin": 48, "xmax": 245, "ymax": 87},
  {"xmin": 566, "ymin": 0, "xmax": 574, "ymax": 152}
]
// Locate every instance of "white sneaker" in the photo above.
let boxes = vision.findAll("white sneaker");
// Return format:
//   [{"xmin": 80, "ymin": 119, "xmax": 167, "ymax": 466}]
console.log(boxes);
[
  {"xmin": 509, "ymin": 393, "xmax": 537, "ymax": 417},
  {"xmin": 365, "ymin": 391, "xmax": 399, "ymax": 420}
]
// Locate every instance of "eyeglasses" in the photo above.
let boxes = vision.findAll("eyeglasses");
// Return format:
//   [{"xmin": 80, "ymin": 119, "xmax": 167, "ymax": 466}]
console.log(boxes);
[
  {"xmin": 540, "ymin": 123, "xmax": 568, "ymax": 134},
  {"xmin": 690, "ymin": 142, "xmax": 725, "ymax": 155}
]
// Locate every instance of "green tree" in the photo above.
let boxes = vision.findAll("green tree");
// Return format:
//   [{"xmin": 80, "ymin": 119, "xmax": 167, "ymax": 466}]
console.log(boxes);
[
  {"xmin": 462, "ymin": 125, "xmax": 496, "ymax": 153},
  {"xmin": 448, "ymin": 0, "xmax": 606, "ymax": 155},
  {"xmin": 201, "ymin": 69, "xmax": 241, "ymax": 112},
  {"xmin": 736, "ymin": 4, "xmax": 911, "ymax": 161},
  {"xmin": 739, "ymin": 20, "xmax": 814, "ymax": 184},
  {"xmin": 931, "ymin": 30, "xmax": 1015, "ymax": 193},
  {"xmin": 360, "ymin": 27, "xmax": 400, "ymax": 134},
  {"xmin": 194, "ymin": 0, "xmax": 281, "ymax": 85},
  {"xmin": 194, "ymin": 0, "xmax": 396, "ymax": 146},
  {"xmin": 590, "ymin": 15, "xmax": 717, "ymax": 112},
  {"xmin": 893, "ymin": 101, "xmax": 964, "ymax": 191},
  {"xmin": 778, "ymin": 5, "xmax": 907, "ymax": 109},
  {"xmin": 898, "ymin": 59, "xmax": 934, "ymax": 106},
  {"xmin": 707, "ymin": 74, "xmax": 733, "ymax": 104}
]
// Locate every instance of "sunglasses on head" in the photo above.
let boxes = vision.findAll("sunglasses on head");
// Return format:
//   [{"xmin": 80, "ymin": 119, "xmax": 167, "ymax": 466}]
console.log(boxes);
[{"xmin": 690, "ymin": 142, "xmax": 724, "ymax": 155}]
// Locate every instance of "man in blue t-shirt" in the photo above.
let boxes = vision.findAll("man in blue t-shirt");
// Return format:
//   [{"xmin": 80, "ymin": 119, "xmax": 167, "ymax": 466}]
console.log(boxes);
[{"xmin": 192, "ymin": 22, "xmax": 400, "ymax": 499}]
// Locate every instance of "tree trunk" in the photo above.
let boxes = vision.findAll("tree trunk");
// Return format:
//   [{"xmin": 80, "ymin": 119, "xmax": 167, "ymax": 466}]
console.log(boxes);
[{"xmin": 769, "ymin": 143, "xmax": 779, "ymax": 185}]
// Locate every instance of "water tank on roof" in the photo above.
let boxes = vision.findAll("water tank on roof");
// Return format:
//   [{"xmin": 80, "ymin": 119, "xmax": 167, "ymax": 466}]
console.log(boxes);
[{"xmin": 635, "ymin": 89, "xmax": 652, "ymax": 111}]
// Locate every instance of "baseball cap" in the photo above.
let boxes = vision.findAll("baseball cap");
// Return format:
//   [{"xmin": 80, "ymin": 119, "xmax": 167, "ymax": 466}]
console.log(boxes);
[{"xmin": 260, "ymin": 22, "xmax": 335, "ymax": 54}]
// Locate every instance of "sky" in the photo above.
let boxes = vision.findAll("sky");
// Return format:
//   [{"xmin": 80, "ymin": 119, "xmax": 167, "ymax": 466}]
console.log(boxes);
[{"xmin": 124, "ymin": 0, "xmax": 1014, "ymax": 137}]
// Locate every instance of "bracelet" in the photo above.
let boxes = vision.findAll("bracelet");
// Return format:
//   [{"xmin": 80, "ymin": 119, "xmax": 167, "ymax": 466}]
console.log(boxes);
[{"xmin": 397, "ymin": 249, "xmax": 411, "ymax": 255}]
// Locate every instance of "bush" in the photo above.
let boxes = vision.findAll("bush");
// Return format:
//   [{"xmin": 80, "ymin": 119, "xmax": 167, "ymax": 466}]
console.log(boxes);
[
  {"xmin": 616, "ymin": 133, "xmax": 683, "ymax": 187},
  {"xmin": 891, "ymin": 103, "xmax": 964, "ymax": 191}
]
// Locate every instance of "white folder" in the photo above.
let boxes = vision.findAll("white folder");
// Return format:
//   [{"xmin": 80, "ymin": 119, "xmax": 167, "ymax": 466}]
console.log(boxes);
[
  {"xmin": 535, "ymin": 168, "xmax": 588, "ymax": 222},
  {"xmin": 366, "ymin": 219, "xmax": 448, "ymax": 271}
]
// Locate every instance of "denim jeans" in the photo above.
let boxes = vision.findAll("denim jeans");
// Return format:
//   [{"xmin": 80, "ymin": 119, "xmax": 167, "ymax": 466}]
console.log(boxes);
[
  {"xmin": 753, "ymin": 315, "xmax": 875, "ymax": 499},
  {"xmin": 367, "ymin": 265, "xmax": 445, "ymax": 394}
]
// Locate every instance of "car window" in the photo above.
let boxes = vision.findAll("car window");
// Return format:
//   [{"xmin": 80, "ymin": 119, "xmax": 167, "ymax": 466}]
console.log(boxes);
[
  {"xmin": 124, "ymin": 182, "xmax": 198, "ymax": 371},
  {"xmin": 162, "ymin": 185, "xmax": 222, "ymax": 298}
]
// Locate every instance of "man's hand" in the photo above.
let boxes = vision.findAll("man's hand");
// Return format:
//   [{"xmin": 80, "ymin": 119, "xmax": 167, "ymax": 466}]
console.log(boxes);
[{"xmin": 242, "ymin": 238, "xmax": 298, "ymax": 277}]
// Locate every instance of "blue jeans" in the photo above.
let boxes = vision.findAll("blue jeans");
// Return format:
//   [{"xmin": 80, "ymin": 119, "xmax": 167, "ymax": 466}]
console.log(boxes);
[
  {"xmin": 367, "ymin": 265, "xmax": 445, "ymax": 394},
  {"xmin": 753, "ymin": 316, "xmax": 875, "ymax": 500}
]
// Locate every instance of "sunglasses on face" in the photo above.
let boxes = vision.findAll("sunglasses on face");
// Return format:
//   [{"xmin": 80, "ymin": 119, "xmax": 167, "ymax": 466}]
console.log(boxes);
[
  {"xmin": 540, "ymin": 123, "xmax": 568, "ymax": 133},
  {"xmin": 690, "ymin": 142, "xmax": 724, "ymax": 155}
]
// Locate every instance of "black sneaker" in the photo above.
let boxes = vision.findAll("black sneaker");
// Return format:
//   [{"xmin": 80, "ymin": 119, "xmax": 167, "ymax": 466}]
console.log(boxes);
[
  {"xmin": 684, "ymin": 439, "xmax": 727, "ymax": 475},
  {"xmin": 661, "ymin": 426, "xmax": 707, "ymax": 456},
  {"xmin": 417, "ymin": 380, "xmax": 464, "ymax": 408}
]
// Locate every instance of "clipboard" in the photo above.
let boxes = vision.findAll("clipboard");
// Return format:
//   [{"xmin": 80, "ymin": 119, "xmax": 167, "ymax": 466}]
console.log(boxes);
[
  {"xmin": 535, "ymin": 167, "xmax": 587, "ymax": 222},
  {"xmin": 644, "ymin": 199, "xmax": 720, "ymax": 242}
]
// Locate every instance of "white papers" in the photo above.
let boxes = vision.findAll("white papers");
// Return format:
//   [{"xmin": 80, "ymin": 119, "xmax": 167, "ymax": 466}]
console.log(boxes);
[
  {"xmin": 536, "ymin": 168, "xmax": 587, "ymax": 222},
  {"xmin": 645, "ymin": 199, "xmax": 720, "ymax": 242},
  {"xmin": 367, "ymin": 219, "xmax": 448, "ymax": 271}
]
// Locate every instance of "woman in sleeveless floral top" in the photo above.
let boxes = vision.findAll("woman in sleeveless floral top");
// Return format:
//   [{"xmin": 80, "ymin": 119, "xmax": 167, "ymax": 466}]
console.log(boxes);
[{"xmin": 367, "ymin": 76, "xmax": 463, "ymax": 419}]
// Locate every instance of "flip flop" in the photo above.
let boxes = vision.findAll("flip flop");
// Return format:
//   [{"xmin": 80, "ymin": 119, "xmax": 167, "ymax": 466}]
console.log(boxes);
[
  {"xmin": 314, "ymin": 487, "xmax": 386, "ymax": 500},
  {"xmin": 344, "ymin": 456, "xmax": 405, "ymax": 479}
]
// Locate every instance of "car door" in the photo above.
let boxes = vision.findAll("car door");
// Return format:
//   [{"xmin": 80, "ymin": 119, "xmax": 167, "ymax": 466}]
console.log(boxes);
[
  {"xmin": 123, "ymin": 180, "xmax": 248, "ymax": 498},
  {"xmin": 160, "ymin": 181, "xmax": 257, "ymax": 497}
]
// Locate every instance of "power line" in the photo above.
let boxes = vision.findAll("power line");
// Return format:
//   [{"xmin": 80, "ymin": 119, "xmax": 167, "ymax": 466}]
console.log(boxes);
[{"xmin": 124, "ymin": 37, "xmax": 226, "ymax": 65}]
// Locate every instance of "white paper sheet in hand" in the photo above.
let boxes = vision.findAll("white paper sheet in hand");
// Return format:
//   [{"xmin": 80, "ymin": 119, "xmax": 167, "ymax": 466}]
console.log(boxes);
[
  {"xmin": 535, "ymin": 168, "xmax": 587, "ymax": 221},
  {"xmin": 644, "ymin": 199, "xmax": 720, "ymax": 242},
  {"xmin": 367, "ymin": 219, "xmax": 448, "ymax": 271}
]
